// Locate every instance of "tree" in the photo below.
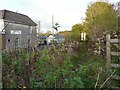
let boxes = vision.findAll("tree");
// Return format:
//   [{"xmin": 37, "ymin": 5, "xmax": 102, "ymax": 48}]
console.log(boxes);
[
  {"xmin": 72, "ymin": 24, "xmax": 83, "ymax": 32},
  {"xmin": 118, "ymin": 16, "xmax": 120, "ymax": 32},
  {"xmin": 59, "ymin": 31, "xmax": 72, "ymax": 42},
  {"xmin": 71, "ymin": 24, "xmax": 84, "ymax": 41},
  {"xmin": 85, "ymin": 1, "xmax": 118, "ymax": 41}
]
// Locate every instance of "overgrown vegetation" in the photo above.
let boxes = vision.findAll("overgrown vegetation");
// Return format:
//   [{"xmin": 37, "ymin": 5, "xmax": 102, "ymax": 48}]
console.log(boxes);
[
  {"xmin": 2, "ymin": 0, "xmax": 120, "ymax": 89},
  {"xmin": 2, "ymin": 41, "xmax": 108, "ymax": 88}
]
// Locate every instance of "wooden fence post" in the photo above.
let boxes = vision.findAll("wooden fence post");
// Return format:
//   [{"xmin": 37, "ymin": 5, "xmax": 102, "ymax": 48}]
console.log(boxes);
[{"xmin": 106, "ymin": 34, "xmax": 111, "ymax": 88}]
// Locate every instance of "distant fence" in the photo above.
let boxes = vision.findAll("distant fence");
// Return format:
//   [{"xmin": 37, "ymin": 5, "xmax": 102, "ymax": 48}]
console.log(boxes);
[{"xmin": 106, "ymin": 34, "xmax": 120, "ymax": 89}]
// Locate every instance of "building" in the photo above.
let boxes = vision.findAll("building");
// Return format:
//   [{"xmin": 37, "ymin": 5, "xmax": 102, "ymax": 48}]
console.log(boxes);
[
  {"xmin": 46, "ymin": 34, "xmax": 55, "ymax": 45},
  {"xmin": 54, "ymin": 34, "xmax": 65, "ymax": 43},
  {"xmin": 0, "ymin": 10, "xmax": 37, "ymax": 51},
  {"xmin": 39, "ymin": 36, "xmax": 47, "ymax": 45},
  {"xmin": 46, "ymin": 34, "xmax": 65, "ymax": 45},
  {"xmin": 116, "ymin": 1, "xmax": 120, "ymax": 16}
]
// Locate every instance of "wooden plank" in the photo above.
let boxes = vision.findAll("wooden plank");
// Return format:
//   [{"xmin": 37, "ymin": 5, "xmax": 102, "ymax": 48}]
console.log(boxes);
[
  {"xmin": 110, "ymin": 39, "xmax": 119, "ymax": 43},
  {"xmin": 113, "ymin": 44, "xmax": 120, "ymax": 50},
  {"xmin": 111, "ymin": 64, "xmax": 120, "ymax": 68},
  {"xmin": 106, "ymin": 34, "xmax": 111, "ymax": 88},
  {"xmin": 111, "ymin": 86, "xmax": 120, "ymax": 89},
  {"xmin": 0, "ymin": 51, "xmax": 2, "ymax": 82},
  {"xmin": 111, "ymin": 52, "xmax": 120, "ymax": 56},
  {"xmin": 111, "ymin": 75, "xmax": 120, "ymax": 80}
]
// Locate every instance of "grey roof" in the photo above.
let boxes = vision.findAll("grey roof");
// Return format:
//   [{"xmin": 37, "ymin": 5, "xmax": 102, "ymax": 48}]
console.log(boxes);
[
  {"xmin": 54, "ymin": 34, "xmax": 63, "ymax": 39},
  {"xmin": 39, "ymin": 36, "xmax": 48, "ymax": 39},
  {"xmin": 0, "ymin": 9, "xmax": 36, "ymax": 26}
]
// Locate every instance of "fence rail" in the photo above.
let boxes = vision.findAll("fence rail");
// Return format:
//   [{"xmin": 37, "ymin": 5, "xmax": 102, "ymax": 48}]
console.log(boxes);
[
  {"xmin": 111, "ymin": 52, "xmax": 120, "ymax": 56},
  {"xmin": 111, "ymin": 64, "xmax": 120, "ymax": 68},
  {"xmin": 106, "ymin": 34, "xmax": 120, "ymax": 88},
  {"xmin": 110, "ymin": 39, "xmax": 119, "ymax": 43}
]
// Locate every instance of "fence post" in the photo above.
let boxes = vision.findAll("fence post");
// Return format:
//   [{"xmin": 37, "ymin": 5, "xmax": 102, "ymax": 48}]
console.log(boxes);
[{"xmin": 106, "ymin": 34, "xmax": 111, "ymax": 88}]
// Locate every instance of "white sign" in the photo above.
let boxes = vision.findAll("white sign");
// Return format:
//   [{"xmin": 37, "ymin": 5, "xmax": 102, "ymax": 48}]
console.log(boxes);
[
  {"xmin": 81, "ymin": 32, "xmax": 86, "ymax": 41},
  {"xmin": 11, "ymin": 30, "xmax": 22, "ymax": 34}
]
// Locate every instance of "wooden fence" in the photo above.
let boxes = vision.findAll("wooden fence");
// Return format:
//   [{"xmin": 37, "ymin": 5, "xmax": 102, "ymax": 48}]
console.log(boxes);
[{"xmin": 106, "ymin": 34, "xmax": 120, "ymax": 89}]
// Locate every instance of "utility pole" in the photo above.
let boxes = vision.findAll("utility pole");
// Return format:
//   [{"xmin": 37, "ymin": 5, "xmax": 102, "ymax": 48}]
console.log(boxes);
[
  {"xmin": 37, "ymin": 21, "xmax": 41, "ymax": 47},
  {"xmin": 52, "ymin": 15, "xmax": 54, "ymax": 36},
  {"xmin": 52, "ymin": 15, "xmax": 54, "ymax": 45},
  {"xmin": 38, "ymin": 21, "xmax": 41, "ymax": 34}
]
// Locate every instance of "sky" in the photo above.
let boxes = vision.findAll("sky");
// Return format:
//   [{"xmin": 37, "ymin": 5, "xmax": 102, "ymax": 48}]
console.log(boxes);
[{"xmin": 0, "ymin": 0, "xmax": 119, "ymax": 33}]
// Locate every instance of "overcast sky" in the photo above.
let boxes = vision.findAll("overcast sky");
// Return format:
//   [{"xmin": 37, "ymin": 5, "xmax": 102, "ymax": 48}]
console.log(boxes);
[{"xmin": 0, "ymin": 0, "xmax": 119, "ymax": 33}]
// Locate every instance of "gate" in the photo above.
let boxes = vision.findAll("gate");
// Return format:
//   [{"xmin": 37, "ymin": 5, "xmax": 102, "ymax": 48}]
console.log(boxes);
[{"xmin": 106, "ymin": 34, "xmax": 120, "ymax": 89}]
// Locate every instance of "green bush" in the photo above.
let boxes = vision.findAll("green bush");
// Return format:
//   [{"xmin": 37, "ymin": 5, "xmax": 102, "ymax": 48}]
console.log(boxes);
[{"xmin": 2, "ymin": 42, "xmax": 108, "ymax": 88}]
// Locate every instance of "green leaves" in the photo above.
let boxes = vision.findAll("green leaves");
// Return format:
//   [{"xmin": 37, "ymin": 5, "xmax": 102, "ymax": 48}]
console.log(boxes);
[
  {"xmin": 72, "ymin": 24, "xmax": 83, "ymax": 33},
  {"xmin": 63, "ymin": 77, "xmax": 84, "ymax": 88},
  {"xmin": 85, "ymin": 1, "xmax": 118, "ymax": 40},
  {"xmin": 71, "ymin": 24, "xmax": 84, "ymax": 41},
  {"xmin": 2, "ymin": 42, "xmax": 107, "ymax": 88}
]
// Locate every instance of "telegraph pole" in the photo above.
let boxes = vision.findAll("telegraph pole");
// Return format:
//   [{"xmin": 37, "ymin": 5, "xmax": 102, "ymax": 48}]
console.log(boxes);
[
  {"xmin": 38, "ymin": 21, "xmax": 41, "ymax": 34},
  {"xmin": 52, "ymin": 15, "xmax": 54, "ymax": 45},
  {"xmin": 52, "ymin": 15, "xmax": 54, "ymax": 36}
]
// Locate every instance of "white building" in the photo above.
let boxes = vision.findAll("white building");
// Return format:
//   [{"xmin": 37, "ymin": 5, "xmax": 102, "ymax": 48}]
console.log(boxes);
[{"xmin": 46, "ymin": 35, "xmax": 55, "ymax": 45}]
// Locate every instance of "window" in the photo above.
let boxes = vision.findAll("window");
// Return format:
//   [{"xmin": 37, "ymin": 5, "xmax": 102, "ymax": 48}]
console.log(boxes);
[
  {"xmin": 15, "ymin": 38, "xmax": 19, "ymax": 48},
  {"xmin": 8, "ymin": 39, "xmax": 10, "ymax": 42},
  {"xmin": 29, "ymin": 26, "xmax": 32, "ymax": 35},
  {"xmin": 27, "ymin": 39, "xmax": 31, "ymax": 48}
]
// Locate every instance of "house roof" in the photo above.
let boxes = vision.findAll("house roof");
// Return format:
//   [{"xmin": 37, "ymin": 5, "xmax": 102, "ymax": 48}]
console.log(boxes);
[
  {"xmin": 0, "ymin": 9, "xmax": 36, "ymax": 26},
  {"xmin": 47, "ymin": 35, "xmax": 55, "ymax": 39},
  {"xmin": 39, "ymin": 36, "xmax": 47, "ymax": 39},
  {"xmin": 54, "ymin": 34, "xmax": 63, "ymax": 39}
]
